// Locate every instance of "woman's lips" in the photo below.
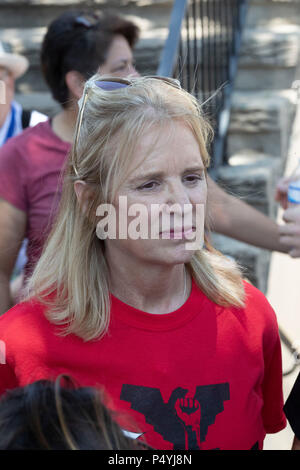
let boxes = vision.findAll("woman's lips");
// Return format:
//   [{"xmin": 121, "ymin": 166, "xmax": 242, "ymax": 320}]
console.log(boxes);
[{"xmin": 159, "ymin": 227, "xmax": 195, "ymax": 239}]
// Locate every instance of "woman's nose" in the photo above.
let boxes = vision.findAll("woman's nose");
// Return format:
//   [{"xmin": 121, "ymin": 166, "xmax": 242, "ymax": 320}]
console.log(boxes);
[
  {"xmin": 166, "ymin": 184, "xmax": 191, "ymax": 207},
  {"xmin": 128, "ymin": 65, "xmax": 140, "ymax": 78}
]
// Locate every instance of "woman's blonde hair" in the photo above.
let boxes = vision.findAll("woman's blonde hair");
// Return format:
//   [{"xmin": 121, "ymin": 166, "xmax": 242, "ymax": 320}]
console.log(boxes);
[{"xmin": 24, "ymin": 75, "xmax": 245, "ymax": 341}]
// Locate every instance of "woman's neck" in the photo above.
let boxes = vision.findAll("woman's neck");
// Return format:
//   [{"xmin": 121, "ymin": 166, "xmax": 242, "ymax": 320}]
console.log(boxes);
[
  {"xmin": 106, "ymin": 250, "xmax": 191, "ymax": 314},
  {"xmin": 51, "ymin": 106, "xmax": 78, "ymax": 143}
]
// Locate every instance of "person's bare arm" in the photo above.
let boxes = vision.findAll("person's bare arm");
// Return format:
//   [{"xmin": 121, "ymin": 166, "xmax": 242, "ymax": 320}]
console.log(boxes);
[
  {"xmin": 0, "ymin": 199, "xmax": 26, "ymax": 315},
  {"xmin": 207, "ymin": 175, "xmax": 289, "ymax": 253},
  {"xmin": 292, "ymin": 436, "xmax": 300, "ymax": 450}
]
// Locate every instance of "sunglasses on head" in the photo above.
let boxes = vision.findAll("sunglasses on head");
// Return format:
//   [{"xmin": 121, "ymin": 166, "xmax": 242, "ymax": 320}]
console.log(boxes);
[
  {"xmin": 73, "ymin": 76, "xmax": 181, "ymax": 177},
  {"xmin": 74, "ymin": 14, "xmax": 100, "ymax": 29}
]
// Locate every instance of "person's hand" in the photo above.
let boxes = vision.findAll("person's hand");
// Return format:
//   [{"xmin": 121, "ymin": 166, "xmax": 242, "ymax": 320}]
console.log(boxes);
[
  {"xmin": 275, "ymin": 177, "xmax": 291, "ymax": 209},
  {"xmin": 279, "ymin": 205, "xmax": 300, "ymax": 257}
]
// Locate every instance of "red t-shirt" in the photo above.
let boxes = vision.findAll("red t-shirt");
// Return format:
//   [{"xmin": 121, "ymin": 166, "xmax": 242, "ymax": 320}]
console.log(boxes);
[
  {"xmin": 0, "ymin": 280, "xmax": 286, "ymax": 450},
  {"xmin": 0, "ymin": 120, "xmax": 71, "ymax": 280}
]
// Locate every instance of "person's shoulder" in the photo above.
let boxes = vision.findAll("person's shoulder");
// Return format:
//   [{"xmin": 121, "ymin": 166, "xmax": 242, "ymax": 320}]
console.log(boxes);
[
  {"xmin": 18, "ymin": 119, "xmax": 51, "ymax": 142},
  {"xmin": 242, "ymin": 279, "xmax": 269, "ymax": 302},
  {"xmin": 242, "ymin": 279, "xmax": 278, "ymax": 329},
  {"xmin": 0, "ymin": 297, "xmax": 47, "ymax": 339},
  {"xmin": 0, "ymin": 297, "xmax": 45, "ymax": 322},
  {"xmin": 0, "ymin": 120, "xmax": 51, "ymax": 157},
  {"xmin": 242, "ymin": 280, "xmax": 272, "ymax": 308}
]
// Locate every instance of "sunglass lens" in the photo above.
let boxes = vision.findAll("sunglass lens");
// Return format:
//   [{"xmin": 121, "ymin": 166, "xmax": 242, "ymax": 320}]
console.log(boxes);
[{"xmin": 94, "ymin": 81, "xmax": 129, "ymax": 91}]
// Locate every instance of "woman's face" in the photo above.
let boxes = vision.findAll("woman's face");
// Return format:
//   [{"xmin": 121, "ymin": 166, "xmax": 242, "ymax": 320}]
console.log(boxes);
[
  {"xmin": 98, "ymin": 34, "xmax": 139, "ymax": 78},
  {"xmin": 0, "ymin": 66, "xmax": 14, "ymax": 124},
  {"xmin": 70, "ymin": 35, "xmax": 139, "ymax": 105},
  {"xmin": 102, "ymin": 121, "xmax": 207, "ymax": 267}
]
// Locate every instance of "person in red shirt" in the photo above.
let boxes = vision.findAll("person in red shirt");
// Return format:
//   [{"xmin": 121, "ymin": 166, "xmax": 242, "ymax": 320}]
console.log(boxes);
[
  {"xmin": 0, "ymin": 75, "xmax": 286, "ymax": 450},
  {"xmin": 0, "ymin": 9, "xmax": 140, "ymax": 313}
]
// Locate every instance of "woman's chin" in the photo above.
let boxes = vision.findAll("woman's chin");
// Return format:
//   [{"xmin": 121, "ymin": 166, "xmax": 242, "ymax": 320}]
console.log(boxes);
[{"xmin": 145, "ymin": 244, "xmax": 197, "ymax": 266}]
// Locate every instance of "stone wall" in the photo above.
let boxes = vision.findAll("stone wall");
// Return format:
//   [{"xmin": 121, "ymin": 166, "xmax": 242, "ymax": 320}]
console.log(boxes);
[
  {"xmin": 214, "ymin": 0, "xmax": 300, "ymax": 292},
  {"xmin": 0, "ymin": 0, "xmax": 173, "ymax": 115}
]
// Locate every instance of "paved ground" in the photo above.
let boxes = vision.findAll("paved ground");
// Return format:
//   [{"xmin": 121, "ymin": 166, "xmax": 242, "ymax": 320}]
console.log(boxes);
[
  {"xmin": 263, "ymin": 96, "xmax": 300, "ymax": 450},
  {"xmin": 264, "ymin": 250, "xmax": 300, "ymax": 450}
]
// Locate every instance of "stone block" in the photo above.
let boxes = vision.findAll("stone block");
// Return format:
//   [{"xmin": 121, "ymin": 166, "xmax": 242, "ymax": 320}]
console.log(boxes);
[
  {"xmin": 216, "ymin": 156, "xmax": 282, "ymax": 218},
  {"xmin": 228, "ymin": 90, "xmax": 297, "ymax": 159},
  {"xmin": 134, "ymin": 27, "xmax": 167, "ymax": 75},
  {"xmin": 0, "ymin": 0, "xmax": 173, "ymax": 28},
  {"xmin": 236, "ymin": 25, "xmax": 300, "ymax": 90},
  {"xmin": 0, "ymin": 19, "xmax": 168, "ymax": 91},
  {"xmin": 235, "ymin": 68, "xmax": 299, "ymax": 92},
  {"xmin": 240, "ymin": 26, "xmax": 300, "ymax": 69},
  {"xmin": 211, "ymin": 233, "xmax": 271, "ymax": 294},
  {"xmin": 15, "ymin": 91, "xmax": 59, "ymax": 117},
  {"xmin": 246, "ymin": 0, "xmax": 300, "ymax": 27}
]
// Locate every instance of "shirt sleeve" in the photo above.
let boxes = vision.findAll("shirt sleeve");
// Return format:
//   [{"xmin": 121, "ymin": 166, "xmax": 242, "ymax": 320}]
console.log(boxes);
[
  {"xmin": 0, "ymin": 362, "xmax": 18, "ymax": 396},
  {"xmin": 0, "ymin": 136, "xmax": 28, "ymax": 212},
  {"xmin": 260, "ymin": 307, "xmax": 287, "ymax": 433},
  {"xmin": 244, "ymin": 281, "xmax": 287, "ymax": 434},
  {"xmin": 284, "ymin": 373, "xmax": 300, "ymax": 439}
]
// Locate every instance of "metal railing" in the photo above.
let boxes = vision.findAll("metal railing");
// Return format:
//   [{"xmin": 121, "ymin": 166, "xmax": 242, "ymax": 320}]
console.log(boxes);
[{"xmin": 157, "ymin": 0, "xmax": 248, "ymax": 177}]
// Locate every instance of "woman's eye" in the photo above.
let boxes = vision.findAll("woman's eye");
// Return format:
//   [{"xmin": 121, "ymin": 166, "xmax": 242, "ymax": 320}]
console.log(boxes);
[
  {"xmin": 113, "ymin": 66, "xmax": 126, "ymax": 73},
  {"xmin": 113, "ymin": 61, "xmax": 133, "ymax": 72},
  {"xmin": 137, "ymin": 181, "xmax": 160, "ymax": 191},
  {"xmin": 184, "ymin": 174, "xmax": 204, "ymax": 184},
  {"xmin": 112, "ymin": 63, "xmax": 127, "ymax": 73}
]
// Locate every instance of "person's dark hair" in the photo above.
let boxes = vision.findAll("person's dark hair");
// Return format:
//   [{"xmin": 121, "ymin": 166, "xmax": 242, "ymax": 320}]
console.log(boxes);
[
  {"xmin": 0, "ymin": 375, "xmax": 148, "ymax": 450},
  {"xmin": 41, "ymin": 10, "xmax": 139, "ymax": 107}
]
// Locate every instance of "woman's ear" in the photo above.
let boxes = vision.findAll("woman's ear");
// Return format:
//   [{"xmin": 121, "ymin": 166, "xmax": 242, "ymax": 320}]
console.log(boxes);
[
  {"xmin": 74, "ymin": 180, "xmax": 95, "ymax": 214},
  {"xmin": 65, "ymin": 71, "xmax": 85, "ymax": 101}
]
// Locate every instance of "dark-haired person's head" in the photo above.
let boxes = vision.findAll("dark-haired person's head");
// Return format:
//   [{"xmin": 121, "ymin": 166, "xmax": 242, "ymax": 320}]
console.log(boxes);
[
  {"xmin": 41, "ymin": 10, "xmax": 140, "ymax": 108},
  {"xmin": 0, "ymin": 376, "xmax": 148, "ymax": 450}
]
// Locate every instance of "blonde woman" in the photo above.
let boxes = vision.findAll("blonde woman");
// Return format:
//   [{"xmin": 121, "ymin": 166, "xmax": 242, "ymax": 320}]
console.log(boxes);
[{"xmin": 0, "ymin": 76, "xmax": 286, "ymax": 450}]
